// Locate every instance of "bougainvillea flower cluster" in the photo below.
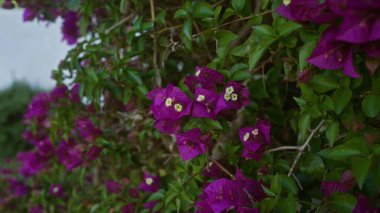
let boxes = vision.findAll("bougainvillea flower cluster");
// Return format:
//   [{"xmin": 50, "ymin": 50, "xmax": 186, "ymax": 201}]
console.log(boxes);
[
  {"xmin": 277, "ymin": 0, "xmax": 380, "ymax": 78},
  {"xmin": 196, "ymin": 170, "xmax": 265, "ymax": 213},
  {"xmin": 148, "ymin": 66, "xmax": 250, "ymax": 161},
  {"xmin": 320, "ymin": 170, "xmax": 355, "ymax": 197},
  {"xmin": 239, "ymin": 120, "xmax": 271, "ymax": 160}
]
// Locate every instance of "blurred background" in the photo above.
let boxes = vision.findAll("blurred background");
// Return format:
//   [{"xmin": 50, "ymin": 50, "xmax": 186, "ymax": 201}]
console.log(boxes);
[{"xmin": 0, "ymin": 7, "xmax": 70, "ymax": 161}]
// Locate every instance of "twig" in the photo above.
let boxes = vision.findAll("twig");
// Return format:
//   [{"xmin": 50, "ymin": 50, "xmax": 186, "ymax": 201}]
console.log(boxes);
[
  {"xmin": 292, "ymin": 174, "xmax": 303, "ymax": 190},
  {"xmin": 150, "ymin": 0, "xmax": 161, "ymax": 87},
  {"xmin": 265, "ymin": 146, "xmax": 300, "ymax": 154},
  {"xmin": 209, "ymin": 158, "xmax": 235, "ymax": 179},
  {"xmin": 105, "ymin": 14, "xmax": 134, "ymax": 34},
  {"xmin": 287, "ymin": 120, "xmax": 325, "ymax": 176}
]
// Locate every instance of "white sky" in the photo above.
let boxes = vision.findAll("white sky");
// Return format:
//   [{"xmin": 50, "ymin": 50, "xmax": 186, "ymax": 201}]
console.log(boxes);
[{"xmin": 0, "ymin": 9, "xmax": 71, "ymax": 89}]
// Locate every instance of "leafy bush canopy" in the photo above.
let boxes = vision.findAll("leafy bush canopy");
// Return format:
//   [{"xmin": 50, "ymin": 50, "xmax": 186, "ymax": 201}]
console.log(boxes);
[{"xmin": 1, "ymin": 0, "xmax": 380, "ymax": 212}]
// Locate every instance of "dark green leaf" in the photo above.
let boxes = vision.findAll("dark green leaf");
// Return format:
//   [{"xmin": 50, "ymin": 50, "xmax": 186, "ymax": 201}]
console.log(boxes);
[
  {"xmin": 362, "ymin": 94, "xmax": 380, "ymax": 118},
  {"xmin": 327, "ymin": 193, "xmax": 356, "ymax": 213},
  {"xmin": 309, "ymin": 75, "xmax": 339, "ymax": 93},
  {"xmin": 326, "ymin": 121, "xmax": 339, "ymax": 147},
  {"xmin": 231, "ymin": 0, "xmax": 245, "ymax": 13},
  {"xmin": 333, "ymin": 88, "xmax": 352, "ymax": 115},
  {"xmin": 352, "ymin": 157, "xmax": 372, "ymax": 189}
]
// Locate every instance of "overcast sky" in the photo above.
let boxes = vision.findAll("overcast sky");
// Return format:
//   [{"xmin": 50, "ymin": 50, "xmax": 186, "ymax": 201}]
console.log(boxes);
[{"xmin": 0, "ymin": 9, "xmax": 71, "ymax": 89}]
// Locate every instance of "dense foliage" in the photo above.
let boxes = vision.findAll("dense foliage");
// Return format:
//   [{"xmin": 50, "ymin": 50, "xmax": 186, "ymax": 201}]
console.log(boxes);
[
  {"xmin": 0, "ymin": 82, "xmax": 37, "ymax": 161},
  {"xmin": 1, "ymin": 0, "xmax": 380, "ymax": 212}
]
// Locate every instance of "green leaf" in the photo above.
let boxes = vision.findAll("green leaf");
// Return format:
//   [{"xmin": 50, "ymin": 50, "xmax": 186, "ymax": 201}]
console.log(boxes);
[
  {"xmin": 352, "ymin": 157, "xmax": 372, "ymax": 189},
  {"xmin": 276, "ymin": 20, "xmax": 302, "ymax": 37},
  {"xmin": 174, "ymin": 9, "xmax": 188, "ymax": 19},
  {"xmin": 327, "ymin": 193, "xmax": 356, "ymax": 213},
  {"xmin": 215, "ymin": 30, "xmax": 239, "ymax": 47},
  {"xmin": 362, "ymin": 94, "xmax": 380, "ymax": 118},
  {"xmin": 333, "ymin": 88, "xmax": 352, "ymax": 114},
  {"xmin": 232, "ymin": 70, "xmax": 252, "ymax": 81},
  {"xmin": 325, "ymin": 121, "xmax": 339, "ymax": 147},
  {"xmin": 193, "ymin": 2, "xmax": 214, "ymax": 18},
  {"xmin": 248, "ymin": 39, "xmax": 276, "ymax": 70},
  {"xmin": 253, "ymin": 25, "xmax": 276, "ymax": 39},
  {"xmin": 271, "ymin": 174, "xmax": 282, "ymax": 194},
  {"xmin": 321, "ymin": 137, "xmax": 369, "ymax": 161},
  {"xmin": 278, "ymin": 193, "xmax": 296, "ymax": 213},
  {"xmin": 309, "ymin": 75, "xmax": 339, "ymax": 93},
  {"xmin": 231, "ymin": 0, "xmax": 245, "ymax": 13},
  {"xmin": 258, "ymin": 197, "xmax": 278, "ymax": 213},
  {"xmin": 298, "ymin": 41, "xmax": 316, "ymax": 71},
  {"xmin": 298, "ymin": 113, "xmax": 310, "ymax": 142},
  {"xmin": 300, "ymin": 154, "xmax": 325, "ymax": 179},
  {"xmin": 127, "ymin": 70, "xmax": 142, "ymax": 85},
  {"xmin": 182, "ymin": 19, "xmax": 193, "ymax": 50}
]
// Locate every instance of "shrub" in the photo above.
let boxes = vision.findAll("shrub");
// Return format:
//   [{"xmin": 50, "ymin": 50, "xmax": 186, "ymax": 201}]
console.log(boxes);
[{"xmin": 1, "ymin": 0, "xmax": 380, "ymax": 212}]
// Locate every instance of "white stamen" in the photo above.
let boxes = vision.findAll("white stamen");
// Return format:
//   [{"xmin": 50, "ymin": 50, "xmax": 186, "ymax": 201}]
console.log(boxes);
[
  {"xmin": 165, "ymin": 98, "xmax": 173, "ymax": 107},
  {"xmin": 145, "ymin": 177, "xmax": 153, "ymax": 185},
  {"xmin": 197, "ymin": 94, "xmax": 205, "ymax": 102},
  {"xmin": 174, "ymin": 103, "xmax": 183, "ymax": 112},
  {"xmin": 243, "ymin": 132, "xmax": 250, "ymax": 141}
]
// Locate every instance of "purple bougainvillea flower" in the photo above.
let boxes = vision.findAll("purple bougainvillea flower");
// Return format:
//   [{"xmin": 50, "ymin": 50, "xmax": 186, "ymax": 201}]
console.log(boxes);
[
  {"xmin": 239, "ymin": 120, "xmax": 271, "ymax": 160},
  {"xmin": 143, "ymin": 201, "xmax": 159, "ymax": 211},
  {"xmin": 153, "ymin": 119, "xmax": 181, "ymax": 134},
  {"xmin": 76, "ymin": 117, "xmax": 101, "ymax": 143},
  {"xmin": 335, "ymin": 11, "xmax": 380, "ymax": 44},
  {"xmin": 149, "ymin": 84, "xmax": 192, "ymax": 133},
  {"xmin": 36, "ymin": 138, "xmax": 54, "ymax": 158},
  {"xmin": 150, "ymin": 84, "xmax": 192, "ymax": 121},
  {"xmin": 196, "ymin": 174, "xmax": 264, "ymax": 213},
  {"xmin": 24, "ymin": 92, "xmax": 51, "ymax": 121},
  {"xmin": 17, "ymin": 151, "xmax": 46, "ymax": 177},
  {"xmin": 138, "ymin": 172, "xmax": 160, "ymax": 193},
  {"xmin": 69, "ymin": 83, "xmax": 81, "ymax": 103},
  {"xmin": 8, "ymin": 179, "xmax": 29, "ymax": 197},
  {"xmin": 56, "ymin": 140, "xmax": 83, "ymax": 171},
  {"xmin": 192, "ymin": 87, "xmax": 219, "ymax": 119},
  {"xmin": 50, "ymin": 85, "xmax": 68, "ymax": 101},
  {"xmin": 202, "ymin": 161, "xmax": 230, "ymax": 179},
  {"xmin": 276, "ymin": 0, "xmax": 337, "ymax": 24},
  {"xmin": 106, "ymin": 180, "xmax": 124, "ymax": 194},
  {"xmin": 184, "ymin": 66, "xmax": 224, "ymax": 93},
  {"xmin": 62, "ymin": 11, "xmax": 80, "ymax": 45},
  {"xmin": 86, "ymin": 146, "xmax": 102, "ymax": 160},
  {"xmin": 321, "ymin": 170, "xmax": 355, "ymax": 197},
  {"xmin": 175, "ymin": 128, "xmax": 209, "ymax": 161},
  {"xmin": 215, "ymin": 82, "xmax": 250, "ymax": 114},
  {"xmin": 121, "ymin": 203, "xmax": 136, "ymax": 213},
  {"xmin": 23, "ymin": 8, "xmax": 37, "ymax": 22},
  {"xmin": 307, "ymin": 28, "xmax": 360, "ymax": 78},
  {"xmin": 237, "ymin": 207, "xmax": 260, "ymax": 213},
  {"xmin": 2, "ymin": 0, "xmax": 14, "ymax": 9},
  {"xmin": 50, "ymin": 184, "xmax": 64, "ymax": 197},
  {"xmin": 29, "ymin": 206, "xmax": 43, "ymax": 213},
  {"xmin": 353, "ymin": 194, "xmax": 376, "ymax": 213}
]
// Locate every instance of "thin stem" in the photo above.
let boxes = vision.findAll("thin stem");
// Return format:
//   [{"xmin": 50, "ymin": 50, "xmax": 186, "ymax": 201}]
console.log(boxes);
[
  {"xmin": 105, "ymin": 14, "xmax": 134, "ymax": 34},
  {"xmin": 150, "ymin": 0, "xmax": 161, "ymax": 87},
  {"xmin": 210, "ymin": 158, "xmax": 235, "ymax": 180},
  {"xmin": 287, "ymin": 120, "xmax": 325, "ymax": 176},
  {"xmin": 265, "ymin": 146, "xmax": 300, "ymax": 153}
]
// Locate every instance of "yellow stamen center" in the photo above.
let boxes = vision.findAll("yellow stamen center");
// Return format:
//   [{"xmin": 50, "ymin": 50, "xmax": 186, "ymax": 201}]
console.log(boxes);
[
  {"xmin": 197, "ymin": 94, "xmax": 205, "ymax": 102},
  {"xmin": 174, "ymin": 103, "xmax": 183, "ymax": 112},
  {"xmin": 145, "ymin": 177, "xmax": 153, "ymax": 185},
  {"xmin": 165, "ymin": 98, "xmax": 173, "ymax": 107}
]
